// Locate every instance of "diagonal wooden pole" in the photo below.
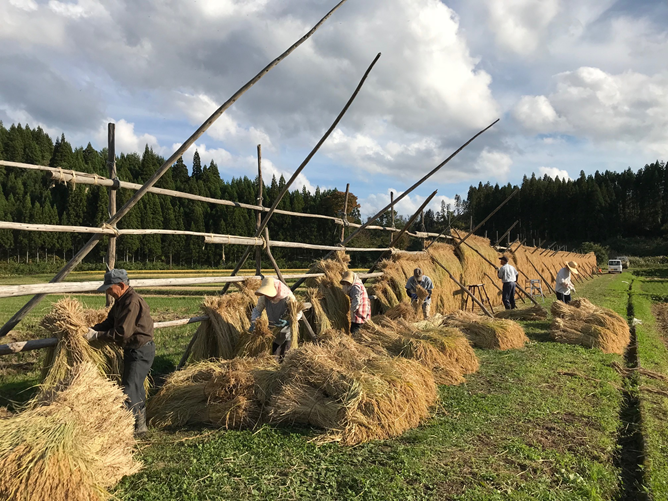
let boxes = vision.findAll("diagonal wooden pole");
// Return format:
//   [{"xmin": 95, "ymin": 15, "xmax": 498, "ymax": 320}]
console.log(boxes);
[
  {"xmin": 363, "ymin": 190, "xmax": 437, "ymax": 281},
  {"xmin": 221, "ymin": 52, "xmax": 382, "ymax": 294},
  {"xmin": 495, "ymin": 220, "xmax": 519, "ymax": 247},
  {"xmin": 0, "ymin": 0, "xmax": 351, "ymax": 338},
  {"xmin": 291, "ymin": 119, "xmax": 501, "ymax": 292},
  {"xmin": 255, "ymin": 144, "xmax": 263, "ymax": 275},
  {"xmin": 454, "ymin": 190, "xmax": 519, "ymax": 251},
  {"xmin": 340, "ymin": 183, "xmax": 350, "ymax": 244}
]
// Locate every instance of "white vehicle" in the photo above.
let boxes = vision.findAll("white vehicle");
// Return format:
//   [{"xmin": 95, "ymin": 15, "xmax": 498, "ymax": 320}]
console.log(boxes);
[{"xmin": 608, "ymin": 259, "xmax": 623, "ymax": 273}]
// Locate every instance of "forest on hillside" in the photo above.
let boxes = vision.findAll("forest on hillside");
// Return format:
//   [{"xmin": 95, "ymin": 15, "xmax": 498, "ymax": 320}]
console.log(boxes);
[{"xmin": 0, "ymin": 121, "xmax": 665, "ymax": 269}]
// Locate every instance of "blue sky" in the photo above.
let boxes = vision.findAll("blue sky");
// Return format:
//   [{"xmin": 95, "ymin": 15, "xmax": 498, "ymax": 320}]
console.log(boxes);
[{"xmin": 1, "ymin": 0, "xmax": 667, "ymax": 218}]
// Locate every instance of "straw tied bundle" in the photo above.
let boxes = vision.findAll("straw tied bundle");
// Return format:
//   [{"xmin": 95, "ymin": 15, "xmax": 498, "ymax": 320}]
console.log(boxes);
[
  {"xmin": 550, "ymin": 298, "xmax": 630, "ymax": 355},
  {"xmin": 0, "ymin": 362, "xmax": 140, "ymax": 501},
  {"xmin": 304, "ymin": 252, "xmax": 352, "ymax": 334},
  {"xmin": 354, "ymin": 317, "xmax": 479, "ymax": 385},
  {"xmin": 149, "ymin": 336, "xmax": 437, "ymax": 445},
  {"xmin": 442, "ymin": 311, "xmax": 529, "ymax": 350}
]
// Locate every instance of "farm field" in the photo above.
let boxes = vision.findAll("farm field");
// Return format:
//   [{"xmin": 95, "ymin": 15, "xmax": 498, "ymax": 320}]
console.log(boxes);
[{"xmin": 4, "ymin": 271, "xmax": 666, "ymax": 499}]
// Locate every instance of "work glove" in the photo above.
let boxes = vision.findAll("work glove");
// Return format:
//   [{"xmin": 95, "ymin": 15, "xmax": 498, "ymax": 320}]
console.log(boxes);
[
  {"xmin": 410, "ymin": 293, "xmax": 418, "ymax": 301},
  {"xmin": 84, "ymin": 328, "xmax": 100, "ymax": 341},
  {"xmin": 273, "ymin": 319, "xmax": 289, "ymax": 329}
]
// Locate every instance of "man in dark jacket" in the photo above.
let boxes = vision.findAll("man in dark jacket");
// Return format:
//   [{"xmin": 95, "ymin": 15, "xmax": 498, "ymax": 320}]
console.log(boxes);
[{"xmin": 87, "ymin": 269, "xmax": 155, "ymax": 435}]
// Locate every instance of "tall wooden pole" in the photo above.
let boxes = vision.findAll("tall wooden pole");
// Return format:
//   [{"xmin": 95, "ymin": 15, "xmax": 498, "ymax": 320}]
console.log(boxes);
[
  {"xmin": 255, "ymin": 144, "xmax": 263, "ymax": 275},
  {"xmin": 340, "ymin": 183, "xmax": 349, "ymax": 243},
  {"xmin": 0, "ymin": 0, "xmax": 350, "ymax": 338},
  {"xmin": 389, "ymin": 191, "xmax": 395, "ymax": 245},
  {"xmin": 106, "ymin": 123, "xmax": 117, "ymax": 307}
]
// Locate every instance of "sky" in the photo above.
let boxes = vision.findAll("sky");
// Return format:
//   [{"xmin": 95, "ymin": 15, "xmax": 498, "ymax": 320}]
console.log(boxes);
[{"xmin": 1, "ymin": 0, "xmax": 667, "ymax": 219}]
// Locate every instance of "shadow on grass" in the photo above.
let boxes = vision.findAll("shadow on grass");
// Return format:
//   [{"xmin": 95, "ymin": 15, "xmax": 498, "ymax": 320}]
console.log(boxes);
[
  {"xmin": 0, "ymin": 378, "xmax": 39, "ymax": 410},
  {"xmin": 520, "ymin": 319, "xmax": 552, "ymax": 343}
]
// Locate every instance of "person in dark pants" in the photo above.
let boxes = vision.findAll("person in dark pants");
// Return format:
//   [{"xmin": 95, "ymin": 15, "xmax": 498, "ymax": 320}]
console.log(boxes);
[
  {"xmin": 87, "ymin": 269, "xmax": 155, "ymax": 436},
  {"xmin": 497, "ymin": 256, "xmax": 518, "ymax": 310}
]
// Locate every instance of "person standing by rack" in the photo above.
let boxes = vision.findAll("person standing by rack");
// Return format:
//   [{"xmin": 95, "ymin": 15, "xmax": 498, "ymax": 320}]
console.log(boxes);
[{"xmin": 497, "ymin": 255, "xmax": 518, "ymax": 310}]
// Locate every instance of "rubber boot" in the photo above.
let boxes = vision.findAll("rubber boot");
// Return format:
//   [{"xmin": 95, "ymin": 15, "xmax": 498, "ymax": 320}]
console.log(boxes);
[{"xmin": 134, "ymin": 407, "xmax": 148, "ymax": 437}]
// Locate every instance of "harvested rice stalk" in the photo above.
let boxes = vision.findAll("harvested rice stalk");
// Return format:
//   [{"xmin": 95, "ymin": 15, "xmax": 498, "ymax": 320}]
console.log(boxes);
[
  {"xmin": 267, "ymin": 336, "xmax": 437, "ymax": 445},
  {"xmin": 384, "ymin": 302, "xmax": 417, "ymax": 321},
  {"xmin": 442, "ymin": 311, "xmax": 528, "ymax": 350},
  {"xmin": 148, "ymin": 356, "xmax": 279, "ymax": 429},
  {"xmin": 495, "ymin": 305, "xmax": 548, "ymax": 321},
  {"xmin": 305, "ymin": 288, "xmax": 332, "ymax": 336},
  {"xmin": 0, "ymin": 362, "xmax": 140, "ymax": 501},
  {"xmin": 305, "ymin": 251, "xmax": 351, "ymax": 331},
  {"xmin": 550, "ymin": 299, "xmax": 629, "ymax": 355},
  {"xmin": 236, "ymin": 316, "xmax": 274, "ymax": 357},
  {"xmin": 287, "ymin": 299, "xmax": 306, "ymax": 351}
]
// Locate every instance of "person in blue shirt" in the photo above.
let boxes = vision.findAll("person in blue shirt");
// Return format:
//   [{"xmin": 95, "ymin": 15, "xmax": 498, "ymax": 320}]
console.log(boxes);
[{"xmin": 405, "ymin": 268, "xmax": 434, "ymax": 318}]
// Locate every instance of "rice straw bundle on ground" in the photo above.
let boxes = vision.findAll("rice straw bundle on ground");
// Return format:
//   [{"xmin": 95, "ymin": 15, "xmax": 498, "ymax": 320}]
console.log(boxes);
[
  {"xmin": 188, "ymin": 285, "xmax": 257, "ymax": 363},
  {"xmin": 442, "ymin": 310, "xmax": 529, "ymax": 350},
  {"xmin": 148, "ymin": 355, "xmax": 279, "ymax": 429},
  {"xmin": 495, "ymin": 305, "xmax": 548, "ymax": 321},
  {"xmin": 453, "ymin": 233, "xmax": 503, "ymax": 308},
  {"xmin": 267, "ymin": 336, "xmax": 437, "ymax": 445},
  {"xmin": 304, "ymin": 252, "xmax": 351, "ymax": 331},
  {"xmin": 236, "ymin": 316, "xmax": 274, "ymax": 357},
  {"xmin": 383, "ymin": 302, "xmax": 418, "ymax": 321},
  {"xmin": 0, "ymin": 362, "xmax": 140, "ymax": 501},
  {"xmin": 550, "ymin": 299, "xmax": 630, "ymax": 354},
  {"xmin": 354, "ymin": 317, "xmax": 478, "ymax": 384},
  {"xmin": 372, "ymin": 243, "xmax": 464, "ymax": 316}
]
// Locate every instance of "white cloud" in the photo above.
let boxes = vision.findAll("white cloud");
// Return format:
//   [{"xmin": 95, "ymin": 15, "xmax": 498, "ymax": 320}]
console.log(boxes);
[
  {"xmin": 537, "ymin": 166, "xmax": 570, "ymax": 180},
  {"xmin": 512, "ymin": 95, "xmax": 569, "ymax": 133},
  {"xmin": 474, "ymin": 148, "xmax": 513, "ymax": 180},
  {"xmin": 359, "ymin": 189, "xmax": 456, "ymax": 219}
]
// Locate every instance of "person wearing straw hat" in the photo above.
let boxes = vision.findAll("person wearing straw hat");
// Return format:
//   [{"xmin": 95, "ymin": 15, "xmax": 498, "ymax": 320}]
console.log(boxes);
[
  {"xmin": 250, "ymin": 276, "xmax": 300, "ymax": 359},
  {"xmin": 405, "ymin": 268, "xmax": 434, "ymax": 318},
  {"xmin": 555, "ymin": 261, "xmax": 579, "ymax": 304},
  {"xmin": 497, "ymin": 255, "xmax": 518, "ymax": 310},
  {"xmin": 86, "ymin": 269, "xmax": 155, "ymax": 436},
  {"xmin": 340, "ymin": 270, "xmax": 371, "ymax": 334}
]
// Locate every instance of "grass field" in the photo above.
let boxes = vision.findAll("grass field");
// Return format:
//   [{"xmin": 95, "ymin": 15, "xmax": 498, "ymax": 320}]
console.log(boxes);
[{"xmin": 2, "ymin": 271, "xmax": 666, "ymax": 499}]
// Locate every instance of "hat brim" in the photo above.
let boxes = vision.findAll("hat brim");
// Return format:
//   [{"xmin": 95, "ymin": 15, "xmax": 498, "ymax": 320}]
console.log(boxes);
[
  {"xmin": 97, "ymin": 283, "xmax": 113, "ymax": 292},
  {"xmin": 566, "ymin": 264, "xmax": 579, "ymax": 275},
  {"xmin": 255, "ymin": 285, "xmax": 277, "ymax": 297}
]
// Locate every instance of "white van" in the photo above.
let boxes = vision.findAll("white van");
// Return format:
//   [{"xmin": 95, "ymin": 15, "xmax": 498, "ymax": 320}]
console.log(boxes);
[{"xmin": 608, "ymin": 259, "xmax": 623, "ymax": 273}]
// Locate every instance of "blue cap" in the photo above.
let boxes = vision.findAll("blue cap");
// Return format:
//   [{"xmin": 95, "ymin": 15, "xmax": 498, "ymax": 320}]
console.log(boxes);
[{"xmin": 99, "ymin": 269, "xmax": 129, "ymax": 291}]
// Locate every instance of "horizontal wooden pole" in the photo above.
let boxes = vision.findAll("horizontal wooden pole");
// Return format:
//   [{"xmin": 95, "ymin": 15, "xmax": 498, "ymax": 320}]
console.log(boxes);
[
  {"xmin": 205, "ymin": 235, "xmax": 388, "ymax": 252},
  {"xmin": 0, "ymin": 160, "xmax": 447, "ymax": 238},
  {"xmin": 0, "ymin": 272, "xmax": 384, "ymax": 299}
]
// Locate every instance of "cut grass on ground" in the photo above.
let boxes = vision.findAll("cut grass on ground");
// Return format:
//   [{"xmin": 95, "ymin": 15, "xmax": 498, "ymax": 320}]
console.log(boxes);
[{"xmin": 0, "ymin": 272, "xmax": 633, "ymax": 499}]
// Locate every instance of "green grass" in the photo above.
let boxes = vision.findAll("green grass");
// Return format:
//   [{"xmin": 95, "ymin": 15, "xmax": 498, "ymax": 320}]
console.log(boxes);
[{"xmin": 0, "ymin": 273, "xmax": 635, "ymax": 499}]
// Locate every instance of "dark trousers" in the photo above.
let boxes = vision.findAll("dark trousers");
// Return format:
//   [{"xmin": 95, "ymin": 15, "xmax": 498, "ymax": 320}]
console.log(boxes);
[
  {"xmin": 556, "ymin": 292, "xmax": 571, "ymax": 304},
  {"xmin": 350, "ymin": 322, "xmax": 363, "ymax": 334},
  {"xmin": 502, "ymin": 282, "xmax": 516, "ymax": 310},
  {"xmin": 122, "ymin": 341, "xmax": 155, "ymax": 418}
]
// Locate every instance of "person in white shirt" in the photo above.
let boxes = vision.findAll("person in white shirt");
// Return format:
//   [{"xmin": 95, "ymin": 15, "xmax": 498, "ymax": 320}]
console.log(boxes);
[
  {"xmin": 555, "ymin": 261, "xmax": 578, "ymax": 304},
  {"xmin": 497, "ymin": 256, "xmax": 518, "ymax": 310}
]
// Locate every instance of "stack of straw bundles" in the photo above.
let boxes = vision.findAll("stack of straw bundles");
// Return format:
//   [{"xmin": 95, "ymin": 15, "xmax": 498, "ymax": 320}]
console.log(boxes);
[
  {"xmin": 354, "ymin": 317, "xmax": 479, "ymax": 384},
  {"xmin": 148, "ymin": 355, "xmax": 279, "ymax": 429},
  {"xmin": 0, "ymin": 362, "xmax": 140, "ymax": 501},
  {"xmin": 550, "ymin": 298, "xmax": 630, "ymax": 355},
  {"xmin": 495, "ymin": 305, "xmax": 548, "ymax": 321},
  {"xmin": 442, "ymin": 311, "xmax": 529, "ymax": 350},
  {"xmin": 304, "ymin": 252, "xmax": 351, "ymax": 332},
  {"xmin": 267, "ymin": 336, "xmax": 437, "ymax": 445}
]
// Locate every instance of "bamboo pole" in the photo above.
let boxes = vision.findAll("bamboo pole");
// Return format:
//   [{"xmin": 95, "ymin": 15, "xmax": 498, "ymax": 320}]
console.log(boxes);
[
  {"xmin": 106, "ymin": 123, "xmax": 117, "ymax": 273},
  {"xmin": 364, "ymin": 191, "xmax": 437, "ymax": 281},
  {"xmin": 0, "ymin": 1, "xmax": 349, "ymax": 338},
  {"xmin": 221, "ymin": 52, "xmax": 382, "ymax": 294},
  {"xmin": 205, "ymin": 236, "xmax": 388, "ymax": 252},
  {"xmin": 532, "ymin": 239, "xmax": 545, "ymax": 254},
  {"xmin": 291, "ymin": 119, "xmax": 501, "ymax": 292},
  {"xmin": 526, "ymin": 256, "xmax": 556, "ymax": 294},
  {"xmin": 255, "ymin": 144, "xmax": 263, "ymax": 275},
  {"xmin": 495, "ymin": 220, "xmax": 519, "ymax": 246},
  {"xmin": 340, "ymin": 183, "xmax": 349, "ymax": 243},
  {"xmin": 389, "ymin": 191, "xmax": 395, "ymax": 246},
  {"xmin": 454, "ymin": 190, "xmax": 519, "ymax": 250},
  {"xmin": 427, "ymin": 251, "xmax": 493, "ymax": 318}
]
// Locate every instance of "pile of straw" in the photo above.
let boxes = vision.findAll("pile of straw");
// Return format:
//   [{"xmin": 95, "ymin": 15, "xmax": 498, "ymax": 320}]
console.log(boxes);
[
  {"xmin": 442, "ymin": 311, "xmax": 529, "ymax": 350},
  {"xmin": 236, "ymin": 316, "xmax": 275, "ymax": 357},
  {"xmin": 267, "ymin": 336, "xmax": 437, "ymax": 445},
  {"xmin": 495, "ymin": 305, "xmax": 548, "ymax": 321},
  {"xmin": 304, "ymin": 252, "xmax": 351, "ymax": 332},
  {"xmin": 372, "ymin": 243, "xmax": 464, "ymax": 315},
  {"xmin": 354, "ymin": 317, "xmax": 479, "ymax": 384},
  {"xmin": 189, "ymin": 279, "xmax": 260, "ymax": 363},
  {"xmin": 550, "ymin": 298, "xmax": 630, "ymax": 354},
  {"xmin": 148, "ymin": 355, "xmax": 279, "ymax": 429},
  {"xmin": 0, "ymin": 362, "xmax": 140, "ymax": 501},
  {"xmin": 40, "ymin": 298, "xmax": 149, "ymax": 394}
]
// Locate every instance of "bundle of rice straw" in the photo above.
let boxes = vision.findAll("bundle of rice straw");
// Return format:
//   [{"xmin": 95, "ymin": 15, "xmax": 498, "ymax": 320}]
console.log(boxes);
[
  {"xmin": 236, "ymin": 316, "xmax": 274, "ymax": 357},
  {"xmin": 304, "ymin": 252, "xmax": 351, "ymax": 332},
  {"xmin": 495, "ymin": 305, "xmax": 548, "ymax": 321},
  {"xmin": 189, "ymin": 279, "xmax": 260, "ymax": 363},
  {"xmin": 550, "ymin": 298, "xmax": 629, "ymax": 354},
  {"xmin": 267, "ymin": 336, "xmax": 437, "ymax": 445},
  {"xmin": 354, "ymin": 317, "xmax": 479, "ymax": 385},
  {"xmin": 0, "ymin": 362, "xmax": 140, "ymax": 501},
  {"xmin": 383, "ymin": 302, "xmax": 418, "ymax": 321},
  {"xmin": 148, "ymin": 355, "xmax": 279, "ymax": 429},
  {"xmin": 442, "ymin": 310, "xmax": 529, "ymax": 350},
  {"xmin": 372, "ymin": 243, "xmax": 464, "ymax": 315},
  {"xmin": 305, "ymin": 287, "xmax": 332, "ymax": 335},
  {"xmin": 40, "ymin": 298, "xmax": 149, "ymax": 394}
]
